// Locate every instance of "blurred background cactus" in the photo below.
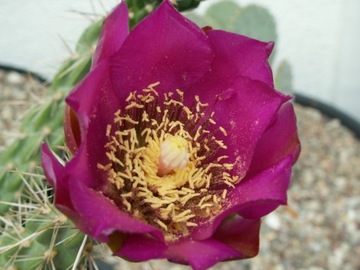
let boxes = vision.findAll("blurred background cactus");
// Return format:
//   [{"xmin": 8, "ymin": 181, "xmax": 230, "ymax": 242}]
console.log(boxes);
[{"xmin": 0, "ymin": 0, "xmax": 293, "ymax": 269}]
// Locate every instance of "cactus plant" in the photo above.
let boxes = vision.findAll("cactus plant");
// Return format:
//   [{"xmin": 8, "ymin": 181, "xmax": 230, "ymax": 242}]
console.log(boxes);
[{"xmin": 0, "ymin": 170, "xmax": 90, "ymax": 269}]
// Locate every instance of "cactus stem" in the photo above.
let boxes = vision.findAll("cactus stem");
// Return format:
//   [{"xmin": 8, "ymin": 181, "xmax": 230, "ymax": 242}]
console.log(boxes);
[
  {"xmin": 17, "ymin": 170, "xmax": 44, "ymax": 205},
  {"xmin": 0, "ymin": 230, "xmax": 41, "ymax": 253},
  {"xmin": 71, "ymin": 235, "xmax": 88, "ymax": 270},
  {"xmin": 43, "ymin": 249, "xmax": 57, "ymax": 262}
]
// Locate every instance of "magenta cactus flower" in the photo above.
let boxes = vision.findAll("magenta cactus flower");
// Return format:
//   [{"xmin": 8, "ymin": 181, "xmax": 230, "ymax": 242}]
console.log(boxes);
[{"xmin": 41, "ymin": 1, "xmax": 300, "ymax": 269}]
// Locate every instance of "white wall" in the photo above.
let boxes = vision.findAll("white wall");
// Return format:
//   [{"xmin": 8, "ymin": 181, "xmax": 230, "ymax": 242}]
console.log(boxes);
[
  {"xmin": 1, "ymin": 0, "xmax": 359, "ymax": 121},
  {"xmin": 0, "ymin": 0, "xmax": 117, "ymax": 76}
]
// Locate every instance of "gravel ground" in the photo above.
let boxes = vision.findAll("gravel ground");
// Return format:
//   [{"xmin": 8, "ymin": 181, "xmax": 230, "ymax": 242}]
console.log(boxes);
[
  {"xmin": 1, "ymin": 69, "xmax": 359, "ymax": 270},
  {"xmin": 0, "ymin": 69, "xmax": 48, "ymax": 152}
]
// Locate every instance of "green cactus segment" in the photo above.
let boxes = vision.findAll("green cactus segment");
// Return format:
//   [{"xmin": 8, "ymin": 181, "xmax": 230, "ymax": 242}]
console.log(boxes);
[
  {"xmin": 174, "ymin": 0, "xmax": 203, "ymax": 11},
  {"xmin": 0, "ymin": 172, "xmax": 90, "ymax": 270},
  {"xmin": 275, "ymin": 60, "xmax": 294, "ymax": 94},
  {"xmin": 233, "ymin": 5, "xmax": 277, "ymax": 45},
  {"xmin": 205, "ymin": 0, "xmax": 241, "ymax": 29},
  {"xmin": 0, "ymin": 216, "xmax": 87, "ymax": 270},
  {"xmin": 125, "ymin": 0, "xmax": 161, "ymax": 28},
  {"xmin": 234, "ymin": 4, "xmax": 277, "ymax": 63}
]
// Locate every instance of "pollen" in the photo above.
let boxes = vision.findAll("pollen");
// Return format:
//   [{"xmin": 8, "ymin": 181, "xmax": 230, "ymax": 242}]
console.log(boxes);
[{"xmin": 97, "ymin": 82, "xmax": 239, "ymax": 241}]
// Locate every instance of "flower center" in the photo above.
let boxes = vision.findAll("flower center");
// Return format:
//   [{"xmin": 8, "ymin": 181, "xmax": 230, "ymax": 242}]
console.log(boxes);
[
  {"xmin": 158, "ymin": 135, "xmax": 190, "ymax": 176},
  {"xmin": 98, "ymin": 82, "xmax": 239, "ymax": 241}
]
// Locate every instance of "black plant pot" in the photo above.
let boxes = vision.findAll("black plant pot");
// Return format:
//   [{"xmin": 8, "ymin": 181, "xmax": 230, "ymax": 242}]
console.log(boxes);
[
  {"xmin": 295, "ymin": 93, "xmax": 360, "ymax": 139},
  {"xmin": 0, "ymin": 64, "xmax": 48, "ymax": 84}
]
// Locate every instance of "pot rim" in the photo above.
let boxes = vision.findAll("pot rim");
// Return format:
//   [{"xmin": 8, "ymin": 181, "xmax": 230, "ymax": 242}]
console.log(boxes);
[
  {"xmin": 295, "ymin": 93, "xmax": 360, "ymax": 139},
  {"xmin": 0, "ymin": 64, "xmax": 48, "ymax": 84}
]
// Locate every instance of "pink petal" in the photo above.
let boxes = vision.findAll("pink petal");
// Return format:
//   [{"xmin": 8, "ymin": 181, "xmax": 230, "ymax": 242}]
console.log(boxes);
[
  {"xmin": 68, "ymin": 178, "xmax": 163, "ymax": 242},
  {"xmin": 115, "ymin": 234, "xmax": 167, "ymax": 261},
  {"xmin": 166, "ymin": 239, "xmax": 239, "ymax": 270},
  {"xmin": 63, "ymin": 105, "xmax": 81, "ymax": 154},
  {"xmin": 110, "ymin": 0, "xmax": 213, "ymax": 99},
  {"xmin": 207, "ymin": 30, "xmax": 274, "ymax": 87},
  {"xmin": 66, "ymin": 60, "xmax": 117, "ymax": 133},
  {"xmin": 211, "ymin": 76, "xmax": 290, "ymax": 181},
  {"xmin": 226, "ymin": 155, "xmax": 292, "ymax": 217},
  {"xmin": 213, "ymin": 215, "xmax": 261, "ymax": 258},
  {"xmin": 92, "ymin": 1, "xmax": 129, "ymax": 67},
  {"xmin": 191, "ymin": 156, "xmax": 292, "ymax": 240},
  {"xmin": 248, "ymin": 101, "xmax": 301, "ymax": 176},
  {"xmin": 66, "ymin": 60, "xmax": 120, "ymax": 181},
  {"xmin": 40, "ymin": 144, "xmax": 79, "ymax": 221},
  {"xmin": 183, "ymin": 29, "xmax": 275, "ymax": 106},
  {"xmin": 116, "ymin": 217, "xmax": 260, "ymax": 265}
]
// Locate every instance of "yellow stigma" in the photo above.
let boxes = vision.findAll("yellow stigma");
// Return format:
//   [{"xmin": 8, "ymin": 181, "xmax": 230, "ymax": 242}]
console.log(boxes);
[{"xmin": 158, "ymin": 135, "xmax": 190, "ymax": 176}]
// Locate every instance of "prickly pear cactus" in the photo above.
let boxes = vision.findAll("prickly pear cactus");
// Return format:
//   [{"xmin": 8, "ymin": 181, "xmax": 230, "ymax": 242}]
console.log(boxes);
[{"xmin": 275, "ymin": 60, "xmax": 294, "ymax": 94}]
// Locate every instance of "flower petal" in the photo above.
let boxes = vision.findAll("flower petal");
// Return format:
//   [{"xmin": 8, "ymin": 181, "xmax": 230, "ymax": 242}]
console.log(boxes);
[
  {"xmin": 115, "ymin": 234, "xmax": 167, "ymax": 261},
  {"xmin": 110, "ymin": 0, "xmax": 213, "ymax": 98},
  {"xmin": 183, "ymin": 29, "xmax": 275, "ymax": 106},
  {"xmin": 166, "ymin": 238, "xmax": 240, "ymax": 270},
  {"xmin": 41, "ymin": 144, "xmax": 78, "ymax": 220},
  {"xmin": 213, "ymin": 215, "xmax": 261, "ymax": 259},
  {"xmin": 66, "ymin": 60, "xmax": 120, "ymax": 185},
  {"xmin": 92, "ymin": 1, "xmax": 129, "ymax": 67},
  {"xmin": 191, "ymin": 156, "xmax": 292, "ymax": 240},
  {"xmin": 115, "ymin": 216, "xmax": 260, "ymax": 264},
  {"xmin": 66, "ymin": 60, "xmax": 117, "ymax": 134},
  {"xmin": 64, "ymin": 105, "xmax": 81, "ymax": 154},
  {"xmin": 227, "ymin": 155, "xmax": 292, "ymax": 217},
  {"xmin": 207, "ymin": 29, "xmax": 274, "ymax": 87},
  {"xmin": 212, "ymin": 76, "xmax": 290, "ymax": 181},
  {"xmin": 68, "ymin": 178, "xmax": 163, "ymax": 242},
  {"xmin": 248, "ymin": 101, "xmax": 301, "ymax": 176},
  {"xmin": 65, "ymin": 141, "xmax": 101, "ymax": 188}
]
